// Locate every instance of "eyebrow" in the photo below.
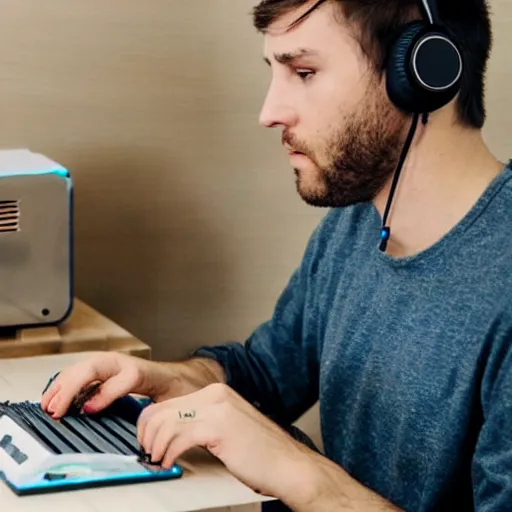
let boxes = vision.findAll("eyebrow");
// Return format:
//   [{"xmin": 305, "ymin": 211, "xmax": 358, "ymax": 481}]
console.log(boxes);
[{"xmin": 264, "ymin": 48, "xmax": 319, "ymax": 66}]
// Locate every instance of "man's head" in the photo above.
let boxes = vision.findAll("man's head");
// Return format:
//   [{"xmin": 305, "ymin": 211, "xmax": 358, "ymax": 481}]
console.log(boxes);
[{"xmin": 254, "ymin": 0, "xmax": 492, "ymax": 208}]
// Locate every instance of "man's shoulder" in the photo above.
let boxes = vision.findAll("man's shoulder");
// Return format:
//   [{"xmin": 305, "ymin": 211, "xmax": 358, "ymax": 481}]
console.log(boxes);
[
  {"xmin": 476, "ymin": 163, "xmax": 512, "ymax": 262},
  {"xmin": 485, "ymin": 159, "xmax": 512, "ymax": 212}
]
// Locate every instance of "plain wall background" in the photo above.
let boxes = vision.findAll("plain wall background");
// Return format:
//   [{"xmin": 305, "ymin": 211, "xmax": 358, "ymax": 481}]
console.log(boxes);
[{"xmin": 0, "ymin": 0, "xmax": 511, "ymax": 444}]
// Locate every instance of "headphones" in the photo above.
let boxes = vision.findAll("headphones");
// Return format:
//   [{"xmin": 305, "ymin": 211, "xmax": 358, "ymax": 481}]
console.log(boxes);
[
  {"xmin": 379, "ymin": 0, "xmax": 464, "ymax": 251},
  {"xmin": 290, "ymin": 0, "xmax": 464, "ymax": 250},
  {"xmin": 386, "ymin": 0, "xmax": 463, "ymax": 114}
]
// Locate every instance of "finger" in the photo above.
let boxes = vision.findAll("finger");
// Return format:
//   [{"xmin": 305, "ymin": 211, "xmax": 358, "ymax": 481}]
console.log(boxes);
[
  {"xmin": 148, "ymin": 420, "xmax": 176, "ymax": 465},
  {"xmin": 137, "ymin": 402, "xmax": 163, "ymax": 446},
  {"xmin": 44, "ymin": 365, "xmax": 98, "ymax": 418},
  {"xmin": 148, "ymin": 406, "xmax": 208, "ymax": 467},
  {"xmin": 161, "ymin": 428, "xmax": 207, "ymax": 470},
  {"xmin": 139, "ymin": 409, "xmax": 167, "ymax": 456},
  {"xmin": 40, "ymin": 378, "xmax": 61, "ymax": 411},
  {"xmin": 44, "ymin": 354, "xmax": 118, "ymax": 418},
  {"xmin": 82, "ymin": 369, "xmax": 140, "ymax": 415}
]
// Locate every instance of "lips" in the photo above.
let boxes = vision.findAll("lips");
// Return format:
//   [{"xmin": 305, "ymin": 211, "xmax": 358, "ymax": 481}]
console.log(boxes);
[{"xmin": 284, "ymin": 145, "xmax": 303, "ymax": 155}]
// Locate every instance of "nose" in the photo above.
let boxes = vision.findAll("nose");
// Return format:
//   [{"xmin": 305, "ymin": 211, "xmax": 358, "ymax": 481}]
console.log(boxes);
[{"xmin": 258, "ymin": 80, "xmax": 296, "ymax": 128}]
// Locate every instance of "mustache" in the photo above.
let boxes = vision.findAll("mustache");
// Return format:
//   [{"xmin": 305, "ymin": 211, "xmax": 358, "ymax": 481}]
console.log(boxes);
[{"xmin": 281, "ymin": 131, "xmax": 310, "ymax": 155}]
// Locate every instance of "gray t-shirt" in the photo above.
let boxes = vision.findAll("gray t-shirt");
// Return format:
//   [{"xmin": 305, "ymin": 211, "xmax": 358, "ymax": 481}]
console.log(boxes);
[{"xmin": 196, "ymin": 161, "xmax": 512, "ymax": 511}]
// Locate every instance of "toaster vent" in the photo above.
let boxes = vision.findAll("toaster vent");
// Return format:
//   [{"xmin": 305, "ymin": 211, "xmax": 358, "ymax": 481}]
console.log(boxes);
[{"xmin": 0, "ymin": 200, "xmax": 20, "ymax": 233}]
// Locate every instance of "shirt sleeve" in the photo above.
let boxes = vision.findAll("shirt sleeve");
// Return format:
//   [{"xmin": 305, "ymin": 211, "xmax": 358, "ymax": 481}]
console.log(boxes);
[
  {"xmin": 472, "ymin": 315, "xmax": 512, "ymax": 511},
  {"xmin": 192, "ymin": 211, "xmax": 335, "ymax": 427}
]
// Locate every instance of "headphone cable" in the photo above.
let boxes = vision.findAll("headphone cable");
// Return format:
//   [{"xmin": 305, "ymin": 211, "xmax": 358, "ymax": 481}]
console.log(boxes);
[{"xmin": 379, "ymin": 111, "xmax": 422, "ymax": 252}]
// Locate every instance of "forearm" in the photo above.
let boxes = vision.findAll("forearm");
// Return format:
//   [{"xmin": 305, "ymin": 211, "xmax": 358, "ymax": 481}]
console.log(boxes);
[
  {"xmin": 281, "ymin": 448, "xmax": 402, "ymax": 512},
  {"xmin": 193, "ymin": 341, "xmax": 309, "ymax": 425},
  {"xmin": 175, "ymin": 357, "xmax": 227, "ymax": 388},
  {"xmin": 144, "ymin": 357, "xmax": 226, "ymax": 401}
]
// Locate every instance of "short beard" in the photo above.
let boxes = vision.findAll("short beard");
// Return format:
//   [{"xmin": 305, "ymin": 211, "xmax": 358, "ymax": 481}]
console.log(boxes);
[{"xmin": 285, "ymin": 89, "xmax": 409, "ymax": 208}]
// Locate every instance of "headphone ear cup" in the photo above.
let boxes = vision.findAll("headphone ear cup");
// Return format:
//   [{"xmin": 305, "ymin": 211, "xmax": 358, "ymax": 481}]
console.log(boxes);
[
  {"xmin": 386, "ymin": 22, "xmax": 429, "ymax": 113},
  {"xmin": 386, "ymin": 21, "xmax": 462, "ymax": 114}
]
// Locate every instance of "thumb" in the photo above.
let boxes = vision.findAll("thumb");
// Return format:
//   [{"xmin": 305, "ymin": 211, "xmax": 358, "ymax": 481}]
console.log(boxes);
[{"xmin": 82, "ymin": 373, "xmax": 135, "ymax": 414}]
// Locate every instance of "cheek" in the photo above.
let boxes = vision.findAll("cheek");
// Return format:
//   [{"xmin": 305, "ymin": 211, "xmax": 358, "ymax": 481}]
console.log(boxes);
[
  {"xmin": 310, "ymin": 114, "xmax": 345, "ymax": 160},
  {"xmin": 301, "ymin": 84, "xmax": 354, "ymax": 142},
  {"xmin": 297, "ymin": 72, "xmax": 375, "ymax": 157},
  {"xmin": 305, "ymin": 84, "xmax": 343, "ymax": 127}
]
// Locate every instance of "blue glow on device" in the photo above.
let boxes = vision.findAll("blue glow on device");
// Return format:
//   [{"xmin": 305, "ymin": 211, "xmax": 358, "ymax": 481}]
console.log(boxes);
[{"xmin": 0, "ymin": 392, "xmax": 183, "ymax": 496}]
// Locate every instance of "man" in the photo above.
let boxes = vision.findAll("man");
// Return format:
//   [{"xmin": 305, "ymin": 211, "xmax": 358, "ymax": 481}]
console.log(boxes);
[{"xmin": 41, "ymin": 0, "xmax": 512, "ymax": 510}]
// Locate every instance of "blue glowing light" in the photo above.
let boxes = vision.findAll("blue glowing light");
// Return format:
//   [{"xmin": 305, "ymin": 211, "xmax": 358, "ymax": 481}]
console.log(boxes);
[{"xmin": 0, "ymin": 168, "xmax": 70, "ymax": 179}]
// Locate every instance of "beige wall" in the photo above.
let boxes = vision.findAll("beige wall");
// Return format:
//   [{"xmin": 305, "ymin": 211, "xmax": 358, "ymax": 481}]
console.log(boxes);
[
  {"xmin": 0, "ymin": 0, "xmax": 326, "ymax": 360},
  {"xmin": 0, "ymin": 1, "xmax": 511, "ymax": 442}
]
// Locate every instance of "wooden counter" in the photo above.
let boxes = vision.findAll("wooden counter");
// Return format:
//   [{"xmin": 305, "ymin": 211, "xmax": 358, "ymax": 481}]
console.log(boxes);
[
  {"xmin": 0, "ymin": 352, "xmax": 272, "ymax": 511},
  {"xmin": 0, "ymin": 299, "xmax": 151, "ymax": 360}
]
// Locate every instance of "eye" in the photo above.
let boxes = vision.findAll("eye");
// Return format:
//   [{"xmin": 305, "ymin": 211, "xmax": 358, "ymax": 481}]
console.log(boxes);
[{"xmin": 295, "ymin": 68, "xmax": 315, "ymax": 81}]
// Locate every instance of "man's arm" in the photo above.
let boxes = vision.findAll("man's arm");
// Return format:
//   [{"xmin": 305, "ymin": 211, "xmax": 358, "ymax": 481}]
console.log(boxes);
[
  {"xmin": 150, "ymin": 356, "xmax": 227, "ymax": 401},
  {"xmin": 288, "ymin": 316, "xmax": 512, "ymax": 512},
  {"xmin": 281, "ymin": 448, "xmax": 402, "ymax": 512},
  {"xmin": 136, "ymin": 364, "xmax": 403, "ymax": 512},
  {"xmin": 144, "ymin": 207, "xmax": 329, "ymax": 407},
  {"xmin": 190, "ymin": 211, "xmax": 336, "ymax": 425}
]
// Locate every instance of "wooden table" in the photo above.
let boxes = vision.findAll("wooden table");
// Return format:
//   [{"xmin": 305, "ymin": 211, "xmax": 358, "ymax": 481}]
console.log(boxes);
[
  {"xmin": 0, "ymin": 352, "xmax": 273, "ymax": 511},
  {"xmin": 0, "ymin": 299, "xmax": 151, "ymax": 360}
]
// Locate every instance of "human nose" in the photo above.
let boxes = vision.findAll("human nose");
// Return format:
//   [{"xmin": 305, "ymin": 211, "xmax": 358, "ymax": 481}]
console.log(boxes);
[{"xmin": 258, "ymin": 80, "xmax": 296, "ymax": 128}]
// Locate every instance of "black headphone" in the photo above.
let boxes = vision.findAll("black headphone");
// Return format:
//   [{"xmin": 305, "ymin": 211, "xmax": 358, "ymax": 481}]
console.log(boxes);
[
  {"xmin": 386, "ymin": 0, "xmax": 463, "ymax": 114},
  {"xmin": 379, "ymin": 0, "xmax": 464, "ymax": 251}
]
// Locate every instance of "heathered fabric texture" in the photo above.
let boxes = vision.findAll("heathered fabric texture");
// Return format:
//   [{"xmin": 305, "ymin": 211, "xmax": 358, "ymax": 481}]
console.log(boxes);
[{"xmin": 195, "ymin": 162, "xmax": 512, "ymax": 511}]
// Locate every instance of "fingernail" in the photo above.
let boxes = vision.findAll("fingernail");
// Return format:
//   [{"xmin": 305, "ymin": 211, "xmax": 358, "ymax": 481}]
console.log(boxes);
[{"xmin": 82, "ymin": 402, "xmax": 96, "ymax": 415}]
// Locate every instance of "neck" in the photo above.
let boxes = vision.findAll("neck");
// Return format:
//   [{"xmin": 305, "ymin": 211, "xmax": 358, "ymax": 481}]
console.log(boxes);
[{"xmin": 373, "ymin": 108, "xmax": 504, "ymax": 258}]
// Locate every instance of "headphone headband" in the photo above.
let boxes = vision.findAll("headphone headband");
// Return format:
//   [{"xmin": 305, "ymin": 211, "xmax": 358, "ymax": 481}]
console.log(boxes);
[{"xmin": 420, "ymin": 0, "xmax": 437, "ymax": 25}]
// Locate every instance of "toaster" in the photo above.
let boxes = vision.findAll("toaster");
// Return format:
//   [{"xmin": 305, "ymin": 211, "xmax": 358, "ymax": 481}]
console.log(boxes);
[{"xmin": 0, "ymin": 149, "xmax": 73, "ymax": 330}]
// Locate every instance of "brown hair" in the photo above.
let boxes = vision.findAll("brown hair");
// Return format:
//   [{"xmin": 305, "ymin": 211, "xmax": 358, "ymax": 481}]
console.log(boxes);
[{"xmin": 252, "ymin": 0, "xmax": 493, "ymax": 128}]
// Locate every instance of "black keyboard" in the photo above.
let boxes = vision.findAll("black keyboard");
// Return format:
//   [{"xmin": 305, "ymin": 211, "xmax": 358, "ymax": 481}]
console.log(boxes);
[{"xmin": 0, "ymin": 401, "xmax": 141, "ymax": 458}]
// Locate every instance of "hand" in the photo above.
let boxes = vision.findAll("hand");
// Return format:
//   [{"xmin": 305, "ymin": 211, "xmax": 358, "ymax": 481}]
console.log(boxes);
[
  {"xmin": 41, "ymin": 352, "xmax": 225, "ymax": 419},
  {"xmin": 41, "ymin": 352, "xmax": 158, "ymax": 418},
  {"xmin": 136, "ymin": 382, "xmax": 312, "ymax": 500}
]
